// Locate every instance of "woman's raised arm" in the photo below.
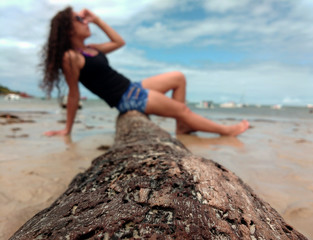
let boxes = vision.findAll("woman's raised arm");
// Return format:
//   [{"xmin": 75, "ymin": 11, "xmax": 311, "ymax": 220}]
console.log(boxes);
[{"xmin": 80, "ymin": 8, "xmax": 125, "ymax": 54}]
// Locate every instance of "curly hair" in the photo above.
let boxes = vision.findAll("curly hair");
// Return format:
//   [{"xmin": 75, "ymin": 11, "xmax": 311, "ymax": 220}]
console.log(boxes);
[{"xmin": 39, "ymin": 7, "xmax": 74, "ymax": 97}]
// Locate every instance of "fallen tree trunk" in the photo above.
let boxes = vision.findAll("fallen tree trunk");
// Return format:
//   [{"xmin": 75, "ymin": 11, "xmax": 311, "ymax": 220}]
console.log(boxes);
[{"xmin": 10, "ymin": 111, "xmax": 307, "ymax": 239}]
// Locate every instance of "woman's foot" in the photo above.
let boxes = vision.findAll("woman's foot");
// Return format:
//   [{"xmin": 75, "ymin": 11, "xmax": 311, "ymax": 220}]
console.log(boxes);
[
  {"xmin": 222, "ymin": 120, "xmax": 250, "ymax": 136},
  {"xmin": 176, "ymin": 119, "xmax": 250, "ymax": 136}
]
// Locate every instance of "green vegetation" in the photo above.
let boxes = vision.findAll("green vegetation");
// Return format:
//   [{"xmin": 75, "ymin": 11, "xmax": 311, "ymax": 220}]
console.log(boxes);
[
  {"xmin": 0, "ymin": 85, "xmax": 16, "ymax": 95},
  {"xmin": 0, "ymin": 84, "xmax": 33, "ymax": 98}
]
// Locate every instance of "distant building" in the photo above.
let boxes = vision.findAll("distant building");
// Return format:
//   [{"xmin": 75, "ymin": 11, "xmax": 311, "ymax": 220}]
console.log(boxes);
[
  {"xmin": 4, "ymin": 93, "xmax": 20, "ymax": 101},
  {"xmin": 196, "ymin": 101, "xmax": 214, "ymax": 109},
  {"xmin": 220, "ymin": 102, "xmax": 236, "ymax": 108}
]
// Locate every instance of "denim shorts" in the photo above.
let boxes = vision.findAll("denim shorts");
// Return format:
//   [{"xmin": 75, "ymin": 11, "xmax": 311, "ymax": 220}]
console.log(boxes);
[{"xmin": 116, "ymin": 82, "xmax": 149, "ymax": 113}]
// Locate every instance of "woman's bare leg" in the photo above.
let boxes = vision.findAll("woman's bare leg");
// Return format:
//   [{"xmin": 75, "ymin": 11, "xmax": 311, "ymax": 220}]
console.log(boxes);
[
  {"xmin": 141, "ymin": 71, "xmax": 186, "ymax": 101},
  {"xmin": 145, "ymin": 90, "xmax": 249, "ymax": 136},
  {"xmin": 142, "ymin": 71, "xmax": 193, "ymax": 133}
]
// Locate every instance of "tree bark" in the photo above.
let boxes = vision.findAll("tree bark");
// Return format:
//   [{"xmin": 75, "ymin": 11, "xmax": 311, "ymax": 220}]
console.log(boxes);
[{"xmin": 10, "ymin": 111, "xmax": 307, "ymax": 240}]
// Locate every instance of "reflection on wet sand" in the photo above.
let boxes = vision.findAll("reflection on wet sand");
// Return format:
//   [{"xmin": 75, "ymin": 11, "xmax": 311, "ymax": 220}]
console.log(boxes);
[{"xmin": 177, "ymin": 134, "xmax": 244, "ymax": 149}]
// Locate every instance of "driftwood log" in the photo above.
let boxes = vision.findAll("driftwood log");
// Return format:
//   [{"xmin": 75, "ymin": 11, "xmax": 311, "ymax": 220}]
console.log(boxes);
[{"xmin": 10, "ymin": 111, "xmax": 307, "ymax": 240}]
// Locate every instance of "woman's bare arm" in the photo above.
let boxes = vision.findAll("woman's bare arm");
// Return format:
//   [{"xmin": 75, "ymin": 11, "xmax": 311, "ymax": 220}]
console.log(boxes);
[
  {"xmin": 44, "ymin": 50, "xmax": 81, "ymax": 136},
  {"xmin": 80, "ymin": 9, "xmax": 125, "ymax": 54}
]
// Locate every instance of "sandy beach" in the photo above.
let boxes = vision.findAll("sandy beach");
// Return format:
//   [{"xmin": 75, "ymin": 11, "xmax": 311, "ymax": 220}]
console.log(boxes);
[{"xmin": 1, "ymin": 98, "xmax": 313, "ymax": 239}]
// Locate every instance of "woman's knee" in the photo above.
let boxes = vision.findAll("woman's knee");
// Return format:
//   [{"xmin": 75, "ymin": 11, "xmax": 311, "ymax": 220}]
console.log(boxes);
[
  {"xmin": 175, "ymin": 71, "xmax": 186, "ymax": 81},
  {"xmin": 171, "ymin": 71, "xmax": 186, "ymax": 88}
]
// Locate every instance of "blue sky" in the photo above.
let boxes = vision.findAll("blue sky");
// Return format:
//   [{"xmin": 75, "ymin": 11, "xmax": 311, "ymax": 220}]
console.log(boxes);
[{"xmin": 0, "ymin": 0, "xmax": 312, "ymax": 106}]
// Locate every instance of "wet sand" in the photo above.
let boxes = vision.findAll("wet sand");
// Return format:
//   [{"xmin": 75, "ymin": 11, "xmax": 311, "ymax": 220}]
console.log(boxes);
[
  {"xmin": 0, "ymin": 100, "xmax": 312, "ymax": 239},
  {"xmin": 0, "ymin": 119, "xmax": 114, "ymax": 239}
]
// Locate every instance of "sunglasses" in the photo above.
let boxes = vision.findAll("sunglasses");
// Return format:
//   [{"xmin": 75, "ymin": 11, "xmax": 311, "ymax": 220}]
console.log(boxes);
[{"xmin": 75, "ymin": 15, "xmax": 85, "ymax": 23}]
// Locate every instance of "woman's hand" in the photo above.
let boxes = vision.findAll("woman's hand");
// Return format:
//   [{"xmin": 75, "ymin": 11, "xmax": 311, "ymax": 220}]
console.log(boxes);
[
  {"xmin": 79, "ymin": 8, "xmax": 99, "ymax": 24},
  {"xmin": 44, "ymin": 129, "xmax": 69, "ymax": 137}
]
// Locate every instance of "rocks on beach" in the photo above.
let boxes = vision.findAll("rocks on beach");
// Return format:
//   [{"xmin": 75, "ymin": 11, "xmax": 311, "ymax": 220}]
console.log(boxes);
[{"xmin": 0, "ymin": 113, "xmax": 35, "ymax": 125}]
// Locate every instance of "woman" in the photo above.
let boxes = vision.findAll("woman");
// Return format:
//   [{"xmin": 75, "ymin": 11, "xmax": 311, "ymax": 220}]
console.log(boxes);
[{"xmin": 42, "ymin": 7, "xmax": 249, "ymax": 137}]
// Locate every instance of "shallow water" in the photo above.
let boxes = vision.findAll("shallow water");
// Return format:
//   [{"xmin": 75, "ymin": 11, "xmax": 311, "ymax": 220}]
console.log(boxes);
[{"xmin": 0, "ymin": 98, "xmax": 312, "ymax": 239}]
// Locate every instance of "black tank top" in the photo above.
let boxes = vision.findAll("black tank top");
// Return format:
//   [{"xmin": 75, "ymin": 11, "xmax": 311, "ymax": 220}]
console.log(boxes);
[{"xmin": 79, "ymin": 51, "xmax": 130, "ymax": 107}]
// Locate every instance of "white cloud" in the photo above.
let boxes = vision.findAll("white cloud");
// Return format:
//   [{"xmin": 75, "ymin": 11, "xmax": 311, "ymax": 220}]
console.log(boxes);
[
  {"xmin": 0, "ymin": 47, "xmax": 39, "ymax": 79},
  {"xmin": 108, "ymin": 47, "xmax": 183, "ymax": 81},
  {"xmin": 203, "ymin": 0, "xmax": 251, "ymax": 13},
  {"xmin": 133, "ymin": 19, "xmax": 234, "ymax": 46},
  {"xmin": 0, "ymin": 0, "xmax": 33, "ymax": 8},
  {"xmin": 48, "ymin": 0, "xmax": 72, "ymax": 4},
  {"xmin": 0, "ymin": 38, "xmax": 35, "ymax": 49},
  {"xmin": 83, "ymin": 1, "xmax": 152, "ymax": 20},
  {"xmin": 44, "ymin": 0, "xmax": 176, "ymax": 22}
]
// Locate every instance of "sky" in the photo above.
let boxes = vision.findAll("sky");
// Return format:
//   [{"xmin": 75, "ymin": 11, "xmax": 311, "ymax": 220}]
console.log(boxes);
[{"xmin": 0, "ymin": 0, "xmax": 312, "ymax": 106}]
